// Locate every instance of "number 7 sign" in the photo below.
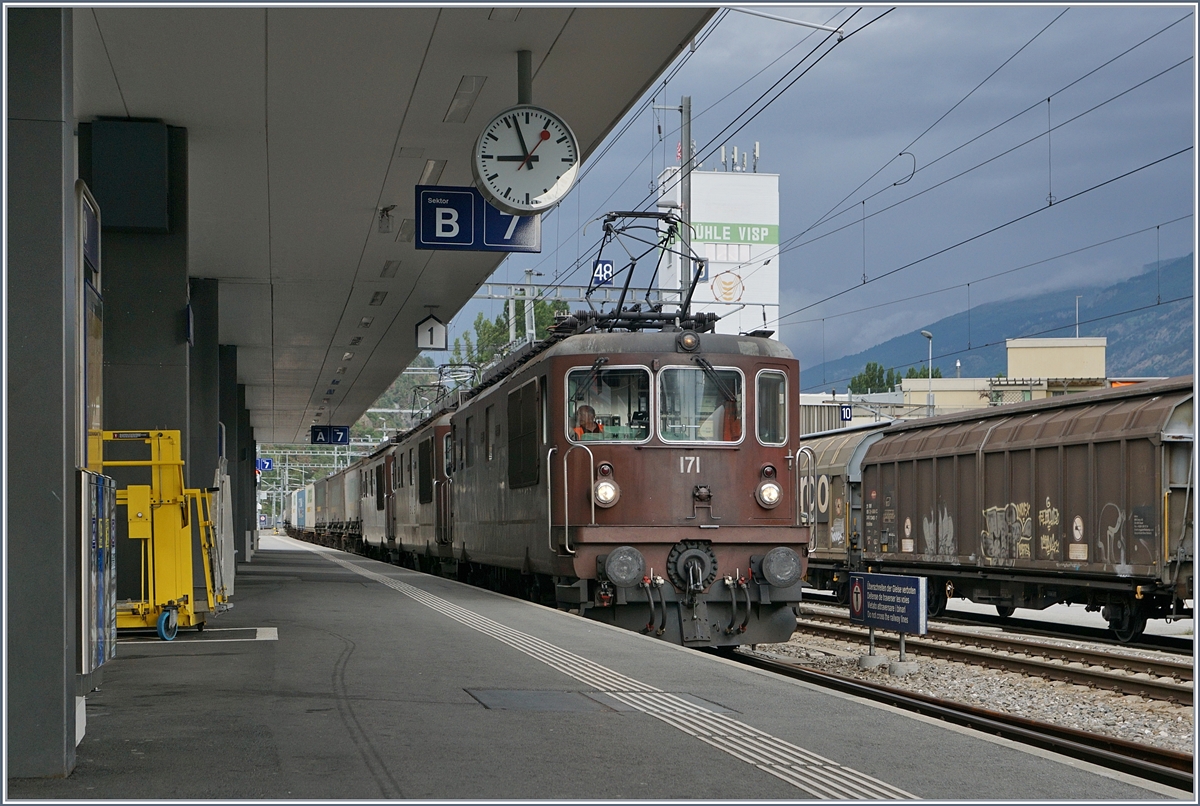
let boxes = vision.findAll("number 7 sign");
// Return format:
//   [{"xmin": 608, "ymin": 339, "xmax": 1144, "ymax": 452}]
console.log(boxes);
[{"xmin": 483, "ymin": 202, "xmax": 540, "ymax": 250}]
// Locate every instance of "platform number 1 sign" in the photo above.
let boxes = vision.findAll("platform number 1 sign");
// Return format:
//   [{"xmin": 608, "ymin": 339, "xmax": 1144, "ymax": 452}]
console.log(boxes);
[
  {"xmin": 592, "ymin": 259, "xmax": 615, "ymax": 287},
  {"xmin": 416, "ymin": 314, "xmax": 447, "ymax": 351}
]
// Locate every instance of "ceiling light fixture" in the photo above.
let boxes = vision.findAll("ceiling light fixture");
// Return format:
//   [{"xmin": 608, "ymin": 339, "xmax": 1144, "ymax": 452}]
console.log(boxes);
[
  {"xmin": 380, "ymin": 260, "xmax": 399, "ymax": 278},
  {"xmin": 349, "ymin": 337, "xmax": 363, "ymax": 346},
  {"xmin": 359, "ymin": 317, "xmax": 374, "ymax": 329},
  {"xmin": 369, "ymin": 291, "xmax": 387, "ymax": 306},
  {"xmin": 342, "ymin": 351, "xmax": 354, "ymax": 361},
  {"xmin": 443, "ymin": 76, "xmax": 487, "ymax": 123},
  {"xmin": 418, "ymin": 159, "xmax": 447, "ymax": 186},
  {"xmin": 397, "ymin": 219, "xmax": 415, "ymax": 243},
  {"xmin": 335, "ymin": 367, "xmax": 346, "ymax": 374}
]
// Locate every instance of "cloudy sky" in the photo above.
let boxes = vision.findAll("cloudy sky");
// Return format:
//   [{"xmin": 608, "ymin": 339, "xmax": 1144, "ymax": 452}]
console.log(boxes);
[{"xmin": 455, "ymin": 4, "xmax": 1195, "ymax": 384}]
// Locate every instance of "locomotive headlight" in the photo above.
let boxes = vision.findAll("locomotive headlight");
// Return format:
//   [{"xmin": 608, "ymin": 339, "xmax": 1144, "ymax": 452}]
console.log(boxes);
[
  {"xmin": 756, "ymin": 480, "xmax": 783, "ymax": 508},
  {"xmin": 604, "ymin": 546, "xmax": 645, "ymax": 587},
  {"xmin": 762, "ymin": 546, "xmax": 802, "ymax": 588},
  {"xmin": 593, "ymin": 479, "xmax": 620, "ymax": 507},
  {"xmin": 677, "ymin": 331, "xmax": 700, "ymax": 352}
]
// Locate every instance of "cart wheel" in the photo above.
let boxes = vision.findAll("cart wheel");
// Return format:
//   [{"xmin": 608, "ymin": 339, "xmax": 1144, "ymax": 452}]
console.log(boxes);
[
  {"xmin": 196, "ymin": 621, "xmax": 205, "ymax": 633},
  {"xmin": 156, "ymin": 611, "xmax": 178, "ymax": 641},
  {"xmin": 995, "ymin": 604, "xmax": 1015, "ymax": 619}
]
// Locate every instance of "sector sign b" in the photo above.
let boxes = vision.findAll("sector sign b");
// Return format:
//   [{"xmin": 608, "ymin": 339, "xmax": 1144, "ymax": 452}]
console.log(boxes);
[{"xmin": 414, "ymin": 185, "xmax": 540, "ymax": 252}]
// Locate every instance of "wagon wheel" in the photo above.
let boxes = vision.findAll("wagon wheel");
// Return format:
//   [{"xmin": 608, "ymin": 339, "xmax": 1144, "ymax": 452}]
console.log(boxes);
[
  {"xmin": 833, "ymin": 580, "xmax": 850, "ymax": 605},
  {"xmin": 1106, "ymin": 602, "xmax": 1147, "ymax": 643},
  {"xmin": 927, "ymin": 582, "xmax": 947, "ymax": 619},
  {"xmin": 994, "ymin": 604, "xmax": 1015, "ymax": 619},
  {"xmin": 1112, "ymin": 615, "xmax": 1147, "ymax": 643}
]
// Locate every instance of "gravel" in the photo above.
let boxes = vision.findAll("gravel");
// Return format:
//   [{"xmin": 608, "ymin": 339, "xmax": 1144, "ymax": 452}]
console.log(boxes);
[{"xmin": 753, "ymin": 624, "xmax": 1196, "ymax": 756}]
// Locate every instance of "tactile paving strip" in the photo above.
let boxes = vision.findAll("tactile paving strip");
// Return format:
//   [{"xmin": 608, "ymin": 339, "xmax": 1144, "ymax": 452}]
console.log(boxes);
[{"xmin": 292, "ymin": 539, "xmax": 915, "ymax": 800}]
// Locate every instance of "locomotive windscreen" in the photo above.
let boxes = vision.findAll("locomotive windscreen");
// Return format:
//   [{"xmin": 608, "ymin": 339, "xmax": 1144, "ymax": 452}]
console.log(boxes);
[
  {"xmin": 566, "ymin": 367, "xmax": 650, "ymax": 442},
  {"xmin": 659, "ymin": 366, "xmax": 743, "ymax": 443}
]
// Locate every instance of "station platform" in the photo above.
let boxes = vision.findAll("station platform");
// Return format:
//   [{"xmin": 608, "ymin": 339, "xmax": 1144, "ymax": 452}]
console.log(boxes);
[{"xmin": 7, "ymin": 534, "xmax": 1184, "ymax": 800}]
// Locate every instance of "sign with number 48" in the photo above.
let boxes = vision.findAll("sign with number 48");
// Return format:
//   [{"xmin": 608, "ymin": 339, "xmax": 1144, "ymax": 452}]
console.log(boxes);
[{"xmin": 592, "ymin": 259, "xmax": 615, "ymax": 287}]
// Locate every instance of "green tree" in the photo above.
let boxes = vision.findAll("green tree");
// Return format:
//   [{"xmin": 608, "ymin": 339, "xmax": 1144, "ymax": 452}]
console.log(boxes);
[
  {"xmin": 350, "ymin": 353, "xmax": 437, "ymax": 441},
  {"xmin": 905, "ymin": 365, "xmax": 943, "ymax": 379},
  {"xmin": 848, "ymin": 362, "xmax": 900, "ymax": 394},
  {"xmin": 451, "ymin": 298, "xmax": 569, "ymax": 366}
]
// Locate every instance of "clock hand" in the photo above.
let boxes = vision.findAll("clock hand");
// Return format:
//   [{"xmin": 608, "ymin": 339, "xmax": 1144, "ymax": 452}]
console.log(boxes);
[
  {"xmin": 495, "ymin": 155, "xmax": 538, "ymax": 162},
  {"xmin": 512, "ymin": 115, "xmax": 531, "ymax": 160},
  {"xmin": 517, "ymin": 130, "xmax": 551, "ymax": 171}
]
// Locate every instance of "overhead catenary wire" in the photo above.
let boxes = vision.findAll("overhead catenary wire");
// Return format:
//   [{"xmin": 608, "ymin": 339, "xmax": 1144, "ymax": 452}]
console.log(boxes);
[
  {"xmin": 730, "ymin": 41, "xmax": 1194, "ymax": 286},
  {"xmin": 799, "ymin": 7, "xmax": 1070, "ymax": 243},
  {"xmin": 768, "ymin": 145, "xmax": 1194, "ymax": 329},
  {"xmin": 781, "ymin": 213, "xmax": 1193, "ymax": 327},
  {"xmin": 726, "ymin": 52, "xmax": 1194, "ymax": 300},
  {"xmin": 528, "ymin": 7, "xmax": 883, "ymax": 303}
]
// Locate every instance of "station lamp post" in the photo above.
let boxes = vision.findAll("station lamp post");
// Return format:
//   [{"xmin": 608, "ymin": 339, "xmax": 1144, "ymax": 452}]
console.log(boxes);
[{"xmin": 920, "ymin": 330, "xmax": 933, "ymax": 417}]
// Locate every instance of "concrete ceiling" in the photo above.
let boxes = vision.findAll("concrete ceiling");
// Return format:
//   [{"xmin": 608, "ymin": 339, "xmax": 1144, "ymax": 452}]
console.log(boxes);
[{"xmin": 72, "ymin": 6, "xmax": 714, "ymax": 443}]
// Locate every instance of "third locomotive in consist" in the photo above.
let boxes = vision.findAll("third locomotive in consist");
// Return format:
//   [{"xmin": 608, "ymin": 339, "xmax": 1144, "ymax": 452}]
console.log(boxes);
[{"xmin": 800, "ymin": 376, "xmax": 1194, "ymax": 642}]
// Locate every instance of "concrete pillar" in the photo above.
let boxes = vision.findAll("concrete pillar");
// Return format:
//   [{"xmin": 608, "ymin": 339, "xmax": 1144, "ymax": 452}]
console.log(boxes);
[
  {"xmin": 80, "ymin": 124, "xmax": 190, "ymax": 437},
  {"xmin": 218, "ymin": 344, "xmax": 241, "ymax": 550},
  {"xmin": 188, "ymin": 278, "xmax": 219, "ymax": 489},
  {"xmin": 237, "ymin": 385, "xmax": 256, "ymax": 558},
  {"xmin": 7, "ymin": 7, "xmax": 82, "ymax": 777},
  {"xmin": 79, "ymin": 122, "xmax": 190, "ymax": 601}
]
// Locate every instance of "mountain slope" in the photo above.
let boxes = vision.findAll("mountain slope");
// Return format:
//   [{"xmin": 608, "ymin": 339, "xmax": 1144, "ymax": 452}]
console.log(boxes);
[{"xmin": 801, "ymin": 254, "xmax": 1194, "ymax": 391}]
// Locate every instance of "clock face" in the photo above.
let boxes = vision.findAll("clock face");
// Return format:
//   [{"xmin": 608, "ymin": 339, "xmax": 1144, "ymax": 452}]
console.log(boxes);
[{"xmin": 472, "ymin": 105, "xmax": 579, "ymax": 216}]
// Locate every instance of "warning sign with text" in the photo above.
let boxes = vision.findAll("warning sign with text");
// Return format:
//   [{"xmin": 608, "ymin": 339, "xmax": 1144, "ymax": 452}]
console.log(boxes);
[{"xmin": 848, "ymin": 572, "xmax": 928, "ymax": 635}]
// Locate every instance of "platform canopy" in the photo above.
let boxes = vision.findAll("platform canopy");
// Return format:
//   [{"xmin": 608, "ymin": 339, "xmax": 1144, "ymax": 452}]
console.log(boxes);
[{"xmin": 73, "ymin": 6, "xmax": 713, "ymax": 442}]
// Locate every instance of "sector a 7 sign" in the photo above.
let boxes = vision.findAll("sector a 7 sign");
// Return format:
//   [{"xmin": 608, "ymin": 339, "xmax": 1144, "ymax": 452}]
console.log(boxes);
[{"xmin": 310, "ymin": 425, "xmax": 349, "ymax": 445}]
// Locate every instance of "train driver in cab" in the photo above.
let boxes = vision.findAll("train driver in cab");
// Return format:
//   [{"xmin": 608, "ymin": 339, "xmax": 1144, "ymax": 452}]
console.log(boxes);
[{"xmin": 573, "ymin": 404, "xmax": 604, "ymax": 440}]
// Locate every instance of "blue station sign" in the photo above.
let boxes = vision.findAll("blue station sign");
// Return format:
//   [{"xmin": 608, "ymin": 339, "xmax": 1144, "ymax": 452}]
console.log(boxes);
[
  {"xmin": 415, "ymin": 185, "xmax": 540, "ymax": 252},
  {"xmin": 848, "ymin": 572, "xmax": 928, "ymax": 635},
  {"xmin": 310, "ymin": 425, "xmax": 350, "ymax": 445}
]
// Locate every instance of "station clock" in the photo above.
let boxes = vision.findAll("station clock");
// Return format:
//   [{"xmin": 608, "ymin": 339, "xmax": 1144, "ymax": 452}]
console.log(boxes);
[{"xmin": 471, "ymin": 104, "xmax": 579, "ymax": 216}]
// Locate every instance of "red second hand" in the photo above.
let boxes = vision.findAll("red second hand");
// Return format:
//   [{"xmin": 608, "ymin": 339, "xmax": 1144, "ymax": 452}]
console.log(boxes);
[{"xmin": 517, "ymin": 129, "xmax": 550, "ymax": 171}]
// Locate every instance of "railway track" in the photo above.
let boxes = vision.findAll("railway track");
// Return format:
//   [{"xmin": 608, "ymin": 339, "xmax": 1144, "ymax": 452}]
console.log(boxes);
[
  {"xmin": 732, "ymin": 649, "xmax": 1194, "ymax": 793},
  {"xmin": 794, "ymin": 607, "xmax": 1193, "ymax": 706}
]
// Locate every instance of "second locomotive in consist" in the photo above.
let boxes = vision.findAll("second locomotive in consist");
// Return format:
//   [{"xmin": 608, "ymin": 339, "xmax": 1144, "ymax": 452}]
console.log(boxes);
[{"xmin": 290, "ymin": 312, "xmax": 809, "ymax": 648}]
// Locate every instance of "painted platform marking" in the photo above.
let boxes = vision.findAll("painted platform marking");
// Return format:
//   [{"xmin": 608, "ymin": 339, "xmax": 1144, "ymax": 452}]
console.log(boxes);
[
  {"xmin": 288, "ymin": 537, "xmax": 915, "ymax": 800},
  {"xmin": 117, "ymin": 627, "xmax": 278, "ymax": 645}
]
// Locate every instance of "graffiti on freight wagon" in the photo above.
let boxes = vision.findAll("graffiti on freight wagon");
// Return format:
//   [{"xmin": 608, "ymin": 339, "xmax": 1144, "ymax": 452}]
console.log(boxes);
[
  {"xmin": 921, "ymin": 506, "xmax": 956, "ymax": 557},
  {"xmin": 1038, "ymin": 498, "xmax": 1062, "ymax": 559},
  {"xmin": 980, "ymin": 502, "xmax": 1033, "ymax": 565}
]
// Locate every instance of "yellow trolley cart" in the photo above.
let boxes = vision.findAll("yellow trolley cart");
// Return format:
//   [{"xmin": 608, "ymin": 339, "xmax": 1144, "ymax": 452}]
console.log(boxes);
[{"xmin": 101, "ymin": 430, "xmax": 228, "ymax": 640}]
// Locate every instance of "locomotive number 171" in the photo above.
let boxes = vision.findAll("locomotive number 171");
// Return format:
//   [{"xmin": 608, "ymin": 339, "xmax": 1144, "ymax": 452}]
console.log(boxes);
[{"xmin": 680, "ymin": 456, "xmax": 700, "ymax": 474}]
